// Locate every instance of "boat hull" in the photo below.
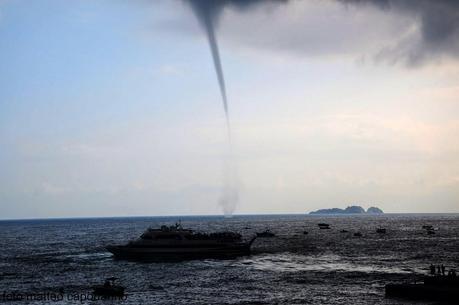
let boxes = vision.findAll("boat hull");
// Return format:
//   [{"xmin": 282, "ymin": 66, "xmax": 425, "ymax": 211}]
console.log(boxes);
[
  {"xmin": 93, "ymin": 285, "xmax": 125, "ymax": 296},
  {"xmin": 385, "ymin": 283, "xmax": 459, "ymax": 301}
]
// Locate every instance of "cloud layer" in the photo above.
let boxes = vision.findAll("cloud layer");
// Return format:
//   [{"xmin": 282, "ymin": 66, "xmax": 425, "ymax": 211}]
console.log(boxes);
[
  {"xmin": 341, "ymin": 0, "xmax": 459, "ymax": 65},
  {"xmin": 181, "ymin": 0, "xmax": 459, "ymax": 66}
]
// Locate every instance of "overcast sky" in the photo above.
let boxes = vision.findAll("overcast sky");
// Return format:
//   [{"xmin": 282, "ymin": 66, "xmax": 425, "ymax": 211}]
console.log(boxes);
[{"xmin": 1, "ymin": 0, "xmax": 458, "ymax": 219}]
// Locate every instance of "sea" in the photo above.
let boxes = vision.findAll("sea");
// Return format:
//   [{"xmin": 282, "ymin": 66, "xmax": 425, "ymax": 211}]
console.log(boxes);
[{"xmin": 0, "ymin": 214, "xmax": 458, "ymax": 305}]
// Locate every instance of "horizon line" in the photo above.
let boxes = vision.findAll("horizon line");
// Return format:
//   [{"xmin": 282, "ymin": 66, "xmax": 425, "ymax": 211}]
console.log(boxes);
[{"xmin": 1, "ymin": 212, "xmax": 459, "ymax": 222}]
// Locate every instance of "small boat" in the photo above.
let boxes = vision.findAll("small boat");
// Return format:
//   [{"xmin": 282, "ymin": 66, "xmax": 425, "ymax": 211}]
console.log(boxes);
[
  {"xmin": 340, "ymin": 230, "xmax": 349, "ymax": 233},
  {"xmin": 354, "ymin": 232, "xmax": 362, "ymax": 237},
  {"xmin": 318, "ymin": 223, "xmax": 330, "ymax": 229},
  {"xmin": 93, "ymin": 277, "xmax": 125, "ymax": 296},
  {"xmin": 422, "ymin": 225, "xmax": 433, "ymax": 230},
  {"xmin": 256, "ymin": 229, "xmax": 275, "ymax": 238},
  {"xmin": 376, "ymin": 228, "xmax": 386, "ymax": 234},
  {"xmin": 303, "ymin": 230, "xmax": 308, "ymax": 235},
  {"xmin": 427, "ymin": 229, "xmax": 435, "ymax": 235}
]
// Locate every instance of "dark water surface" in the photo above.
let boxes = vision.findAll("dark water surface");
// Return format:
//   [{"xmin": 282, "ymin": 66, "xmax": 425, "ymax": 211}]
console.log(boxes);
[{"xmin": 0, "ymin": 214, "xmax": 458, "ymax": 304}]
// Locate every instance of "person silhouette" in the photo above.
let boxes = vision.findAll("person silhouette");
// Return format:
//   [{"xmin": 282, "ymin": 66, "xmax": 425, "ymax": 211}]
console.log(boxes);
[{"xmin": 430, "ymin": 264, "xmax": 436, "ymax": 275}]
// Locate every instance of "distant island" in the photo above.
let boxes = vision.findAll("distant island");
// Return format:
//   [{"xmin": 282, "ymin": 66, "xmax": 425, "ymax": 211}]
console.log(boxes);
[{"xmin": 309, "ymin": 205, "xmax": 384, "ymax": 215}]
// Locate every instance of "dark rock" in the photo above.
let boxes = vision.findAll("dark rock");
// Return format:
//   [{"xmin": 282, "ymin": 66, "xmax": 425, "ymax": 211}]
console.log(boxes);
[
  {"xmin": 309, "ymin": 208, "xmax": 344, "ymax": 214},
  {"xmin": 309, "ymin": 205, "xmax": 384, "ymax": 215},
  {"xmin": 344, "ymin": 206, "xmax": 366, "ymax": 214},
  {"xmin": 367, "ymin": 207, "xmax": 384, "ymax": 214}
]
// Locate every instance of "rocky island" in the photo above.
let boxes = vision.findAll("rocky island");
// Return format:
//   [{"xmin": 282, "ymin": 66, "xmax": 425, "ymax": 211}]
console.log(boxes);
[{"xmin": 309, "ymin": 205, "xmax": 384, "ymax": 215}]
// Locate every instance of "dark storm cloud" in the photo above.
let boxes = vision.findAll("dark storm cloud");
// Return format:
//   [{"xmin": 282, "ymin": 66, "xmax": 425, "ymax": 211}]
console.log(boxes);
[
  {"xmin": 337, "ymin": 0, "xmax": 459, "ymax": 65},
  {"xmin": 183, "ymin": 0, "xmax": 459, "ymax": 66},
  {"xmin": 187, "ymin": 0, "xmax": 288, "ymax": 24}
]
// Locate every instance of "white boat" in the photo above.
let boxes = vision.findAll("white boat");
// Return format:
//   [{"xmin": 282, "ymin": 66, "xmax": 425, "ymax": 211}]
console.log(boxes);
[{"xmin": 106, "ymin": 223, "xmax": 256, "ymax": 261}]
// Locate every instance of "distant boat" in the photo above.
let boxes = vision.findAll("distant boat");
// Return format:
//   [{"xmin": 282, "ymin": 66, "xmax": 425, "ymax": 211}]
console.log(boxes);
[
  {"xmin": 106, "ymin": 223, "xmax": 257, "ymax": 261},
  {"xmin": 318, "ymin": 223, "xmax": 330, "ymax": 229},
  {"xmin": 427, "ymin": 229, "xmax": 435, "ymax": 235},
  {"xmin": 376, "ymin": 228, "xmax": 386, "ymax": 234},
  {"xmin": 340, "ymin": 229, "xmax": 349, "ymax": 233},
  {"xmin": 354, "ymin": 232, "xmax": 362, "ymax": 237},
  {"xmin": 422, "ymin": 225, "xmax": 434, "ymax": 230},
  {"xmin": 256, "ymin": 229, "xmax": 275, "ymax": 238},
  {"xmin": 93, "ymin": 277, "xmax": 125, "ymax": 296},
  {"xmin": 303, "ymin": 230, "xmax": 309, "ymax": 235}
]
